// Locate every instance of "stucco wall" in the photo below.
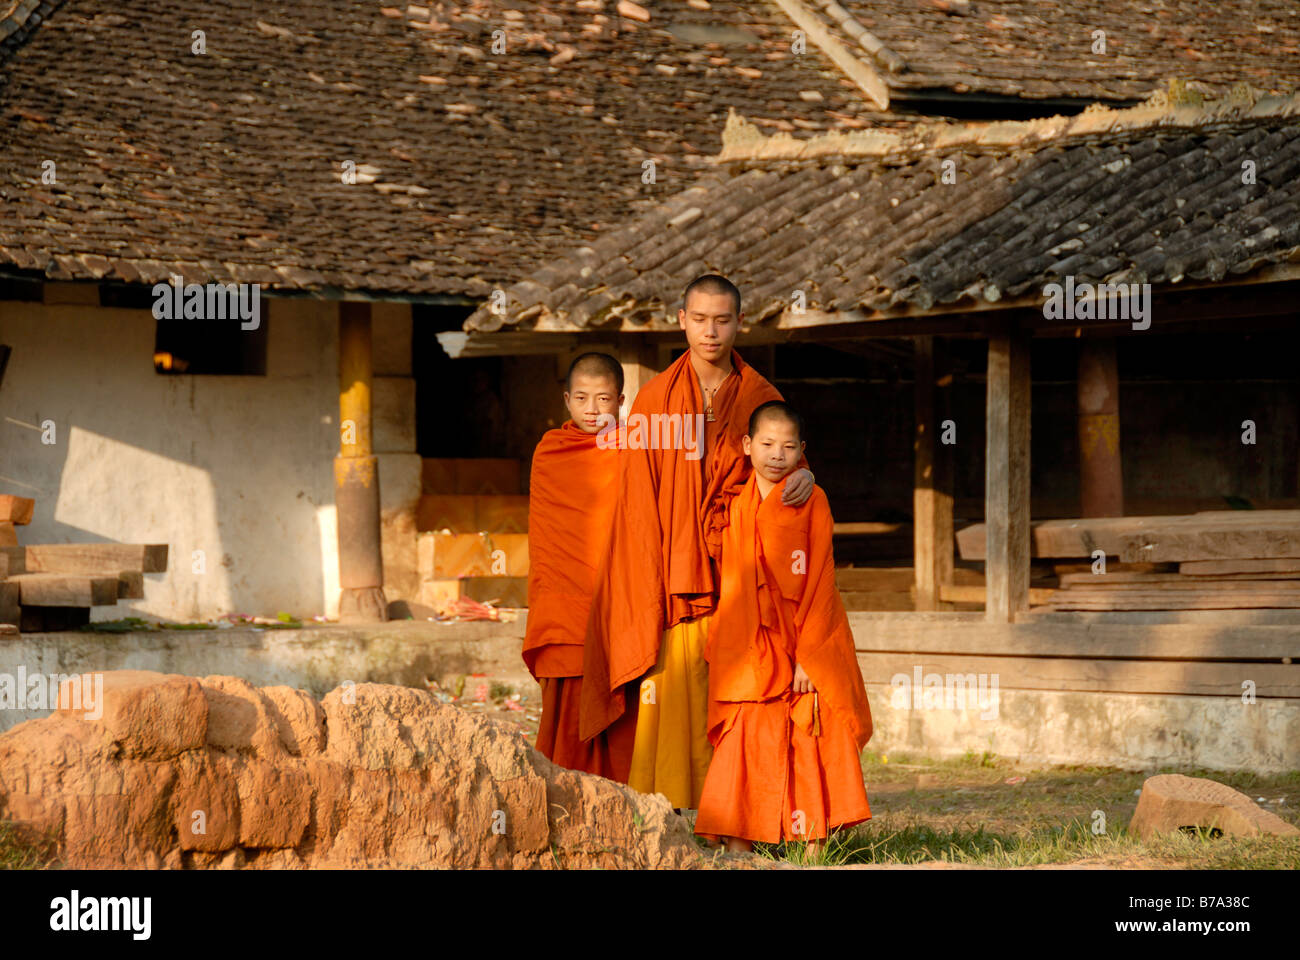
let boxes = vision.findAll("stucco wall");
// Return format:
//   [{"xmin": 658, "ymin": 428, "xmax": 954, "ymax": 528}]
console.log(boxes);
[{"xmin": 0, "ymin": 296, "xmax": 371, "ymax": 621}]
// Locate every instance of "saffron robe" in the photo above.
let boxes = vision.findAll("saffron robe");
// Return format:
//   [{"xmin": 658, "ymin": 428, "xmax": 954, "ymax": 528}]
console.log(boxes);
[
  {"xmin": 523, "ymin": 421, "xmax": 635, "ymax": 779},
  {"xmin": 580, "ymin": 350, "xmax": 803, "ymax": 804},
  {"xmin": 694, "ymin": 474, "xmax": 873, "ymax": 843}
]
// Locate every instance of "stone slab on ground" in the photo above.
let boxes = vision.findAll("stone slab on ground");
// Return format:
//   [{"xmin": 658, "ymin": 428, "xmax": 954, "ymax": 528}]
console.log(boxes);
[{"xmin": 1129, "ymin": 773, "xmax": 1300, "ymax": 841}]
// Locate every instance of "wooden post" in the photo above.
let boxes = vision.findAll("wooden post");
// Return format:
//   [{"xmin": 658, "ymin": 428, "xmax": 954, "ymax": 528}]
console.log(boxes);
[
  {"xmin": 336, "ymin": 301, "xmax": 388, "ymax": 622},
  {"xmin": 985, "ymin": 332, "xmax": 1031, "ymax": 622},
  {"xmin": 618, "ymin": 337, "xmax": 659, "ymax": 416},
  {"xmin": 1078, "ymin": 338, "xmax": 1124, "ymax": 517},
  {"xmin": 913, "ymin": 336, "xmax": 953, "ymax": 611}
]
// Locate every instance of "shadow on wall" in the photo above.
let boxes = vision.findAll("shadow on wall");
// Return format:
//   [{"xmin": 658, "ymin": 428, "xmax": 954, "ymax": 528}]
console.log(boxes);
[{"xmin": 0, "ymin": 299, "xmax": 338, "ymax": 620}]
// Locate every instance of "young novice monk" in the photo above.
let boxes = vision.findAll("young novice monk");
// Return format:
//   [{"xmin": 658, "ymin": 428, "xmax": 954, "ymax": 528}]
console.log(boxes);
[
  {"xmin": 522, "ymin": 353, "xmax": 638, "ymax": 779},
  {"xmin": 695, "ymin": 400, "xmax": 873, "ymax": 853}
]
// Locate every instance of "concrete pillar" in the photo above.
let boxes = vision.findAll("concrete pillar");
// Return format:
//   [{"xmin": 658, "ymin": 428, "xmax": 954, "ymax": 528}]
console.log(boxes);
[{"xmin": 336, "ymin": 301, "xmax": 388, "ymax": 622}]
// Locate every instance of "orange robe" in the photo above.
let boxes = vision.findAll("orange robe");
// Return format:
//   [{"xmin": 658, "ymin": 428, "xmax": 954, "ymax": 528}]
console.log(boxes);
[
  {"xmin": 523, "ymin": 422, "xmax": 636, "ymax": 779},
  {"xmin": 695, "ymin": 474, "xmax": 873, "ymax": 844},
  {"xmin": 579, "ymin": 350, "xmax": 800, "ymax": 750}
]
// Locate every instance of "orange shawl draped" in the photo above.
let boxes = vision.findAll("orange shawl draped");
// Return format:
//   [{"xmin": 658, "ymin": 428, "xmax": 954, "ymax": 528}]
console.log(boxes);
[
  {"xmin": 578, "ymin": 349, "xmax": 789, "ymax": 741},
  {"xmin": 523, "ymin": 421, "xmax": 620, "ymax": 679},
  {"xmin": 705, "ymin": 473, "xmax": 873, "ymax": 752}
]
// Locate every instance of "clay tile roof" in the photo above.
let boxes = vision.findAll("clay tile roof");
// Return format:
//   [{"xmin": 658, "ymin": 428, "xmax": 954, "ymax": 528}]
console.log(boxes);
[
  {"xmin": 464, "ymin": 88, "xmax": 1300, "ymax": 332},
  {"xmin": 812, "ymin": 0, "xmax": 1300, "ymax": 103},
  {"xmin": 0, "ymin": 0, "xmax": 927, "ymax": 297}
]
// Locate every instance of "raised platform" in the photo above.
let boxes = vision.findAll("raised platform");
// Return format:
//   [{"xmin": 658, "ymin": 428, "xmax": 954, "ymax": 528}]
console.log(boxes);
[
  {"xmin": 0, "ymin": 617, "xmax": 536, "ymax": 735},
  {"xmin": 851, "ymin": 610, "xmax": 1300, "ymax": 773},
  {"xmin": 4, "ymin": 610, "xmax": 1296, "ymax": 772}
]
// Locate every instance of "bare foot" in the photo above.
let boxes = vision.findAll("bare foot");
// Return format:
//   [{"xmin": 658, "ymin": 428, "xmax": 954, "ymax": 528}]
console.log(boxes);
[{"xmin": 724, "ymin": 837, "xmax": 753, "ymax": 854}]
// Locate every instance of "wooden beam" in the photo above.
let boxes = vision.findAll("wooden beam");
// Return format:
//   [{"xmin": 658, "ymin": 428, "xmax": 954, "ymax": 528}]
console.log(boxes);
[
  {"xmin": 984, "ymin": 332, "xmax": 1031, "ymax": 621},
  {"xmin": 2, "ymin": 543, "xmax": 168, "ymax": 574},
  {"xmin": 10, "ymin": 573, "xmax": 120, "ymax": 606},
  {"xmin": 768, "ymin": 0, "xmax": 890, "ymax": 109},
  {"xmin": 0, "ymin": 581, "xmax": 19, "ymax": 627},
  {"xmin": 848, "ymin": 613, "xmax": 1300, "ymax": 660},
  {"xmin": 912, "ymin": 336, "xmax": 953, "ymax": 610},
  {"xmin": 0, "ymin": 495, "xmax": 34, "ymax": 524},
  {"xmin": 1077, "ymin": 338, "xmax": 1123, "ymax": 517},
  {"xmin": 856, "ymin": 651, "xmax": 1299, "ymax": 698}
]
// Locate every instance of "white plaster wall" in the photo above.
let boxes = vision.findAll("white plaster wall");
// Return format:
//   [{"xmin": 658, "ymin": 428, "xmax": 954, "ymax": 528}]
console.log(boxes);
[{"xmin": 0, "ymin": 297, "xmax": 344, "ymax": 621}]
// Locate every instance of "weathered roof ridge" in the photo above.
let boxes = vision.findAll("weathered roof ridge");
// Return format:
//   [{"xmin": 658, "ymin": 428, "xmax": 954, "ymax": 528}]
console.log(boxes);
[
  {"xmin": 0, "ymin": 0, "xmax": 42, "ymax": 38},
  {"xmin": 767, "ymin": 0, "xmax": 891, "ymax": 110},
  {"xmin": 720, "ymin": 81, "xmax": 1300, "ymax": 162}
]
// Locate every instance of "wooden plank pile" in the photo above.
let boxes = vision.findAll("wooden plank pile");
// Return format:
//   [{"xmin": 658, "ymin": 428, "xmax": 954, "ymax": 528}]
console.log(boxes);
[
  {"xmin": 0, "ymin": 495, "xmax": 169, "ymax": 633},
  {"xmin": 416, "ymin": 458, "xmax": 529, "ymax": 611},
  {"xmin": 835, "ymin": 565, "xmax": 988, "ymax": 612},
  {"xmin": 957, "ymin": 510, "xmax": 1300, "ymax": 611}
]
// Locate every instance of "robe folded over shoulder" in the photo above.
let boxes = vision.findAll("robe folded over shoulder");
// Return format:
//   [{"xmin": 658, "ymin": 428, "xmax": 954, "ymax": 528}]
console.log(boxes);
[
  {"xmin": 695, "ymin": 474, "xmax": 872, "ymax": 843},
  {"xmin": 523, "ymin": 422, "xmax": 634, "ymax": 776},
  {"xmin": 578, "ymin": 350, "xmax": 798, "ymax": 742}
]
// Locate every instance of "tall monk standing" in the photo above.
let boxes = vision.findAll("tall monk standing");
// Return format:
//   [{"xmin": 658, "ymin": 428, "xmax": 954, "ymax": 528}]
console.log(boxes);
[
  {"xmin": 523, "ymin": 353, "xmax": 637, "ymax": 779},
  {"xmin": 695, "ymin": 401, "xmax": 873, "ymax": 853},
  {"xmin": 580, "ymin": 275, "xmax": 814, "ymax": 810}
]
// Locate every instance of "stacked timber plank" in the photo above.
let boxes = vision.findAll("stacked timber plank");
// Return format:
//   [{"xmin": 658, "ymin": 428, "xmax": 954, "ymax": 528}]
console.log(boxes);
[
  {"xmin": 0, "ymin": 496, "xmax": 169, "ymax": 633},
  {"xmin": 835, "ymin": 565, "xmax": 987, "ymax": 612},
  {"xmin": 0, "ymin": 493, "xmax": 33, "ymax": 547},
  {"xmin": 957, "ymin": 510, "xmax": 1300, "ymax": 611},
  {"xmin": 416, "ymin": 458, "xmax": 528, "ymax": 611}
]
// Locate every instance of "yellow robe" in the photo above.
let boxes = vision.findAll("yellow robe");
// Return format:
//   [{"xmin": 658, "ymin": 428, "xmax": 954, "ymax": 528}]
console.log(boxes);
[{"xmin": 627, "ymin": 616, "xmax": 713, "ymax": 809}]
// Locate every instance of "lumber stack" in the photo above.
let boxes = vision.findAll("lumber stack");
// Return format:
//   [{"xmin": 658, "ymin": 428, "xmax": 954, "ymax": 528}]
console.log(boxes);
[
  {"xmin": 416, "ymin": 458, "xmax": 528, "ymax": 612},
  {"xmin": 0, "ymin": 496, "xmax": 169, "ymax": 633},
  {"xmin": 835, "ymin": 565, "xmax": 988, "ymax": 612},
  {"xmin": 957, "ymin": 510, "xmax": 1300, "ymax": 611}
]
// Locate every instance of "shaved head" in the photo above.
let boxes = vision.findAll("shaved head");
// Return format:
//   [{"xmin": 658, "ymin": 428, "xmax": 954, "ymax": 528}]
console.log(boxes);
[
  {"xmin": 565, "ymin": 352, "xmax": 624, "ymax": 393},
  {"xmin": 747, "ymin": 400, "xmax": 804, "ymax": 442},
  {"xmin": 682, "ymin": 274, "xmax": 741, "ymax": 317}
]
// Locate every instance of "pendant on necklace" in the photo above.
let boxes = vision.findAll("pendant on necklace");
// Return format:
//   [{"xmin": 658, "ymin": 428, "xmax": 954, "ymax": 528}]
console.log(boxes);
[{"xmin": 706, "ymin": 408, "xmax": 716, "ymax": 422}]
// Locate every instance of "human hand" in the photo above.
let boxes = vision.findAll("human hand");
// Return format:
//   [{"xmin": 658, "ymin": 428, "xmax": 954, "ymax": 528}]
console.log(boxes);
[
  {"xmin": 781, "ymin": 468, "xmax": 814, "ymax": 506},
  {"xmin": 792, "ymin": 661, "xmax": 816, "ymax": 695}
]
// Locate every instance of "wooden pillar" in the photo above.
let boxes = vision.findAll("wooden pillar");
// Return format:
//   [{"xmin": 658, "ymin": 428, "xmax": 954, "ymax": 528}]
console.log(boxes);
[
  {"xmin": 985, "ymin": 332, "xmax": 1031, "ymax": 622},
  {"xmin": 913, "ymin": 336, "xmax": 953, "ymax": 611},
  {"xmin": 336, "ymin": 301, "xmax": 388, "ymax": 622},
  {"xmin": 1078, "ymin": 338, "xmax": 1124, "ymax": 517},
  {"xmin": 618, "ymin": 337, "xmax": 659, "ymax": 415}
]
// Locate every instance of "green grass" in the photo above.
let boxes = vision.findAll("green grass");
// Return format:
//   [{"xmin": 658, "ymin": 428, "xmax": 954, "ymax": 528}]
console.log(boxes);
[
  {"xmin": 744, "ymin": 753, "xmax": 1300, "ymax": 869},
  {"xmin": 0, "ymin": 821, "xmax": 58, "ymax": 870},
  {"xmin": 751, "ymin": 815, "xmax": 1300, "ymax": 869}
]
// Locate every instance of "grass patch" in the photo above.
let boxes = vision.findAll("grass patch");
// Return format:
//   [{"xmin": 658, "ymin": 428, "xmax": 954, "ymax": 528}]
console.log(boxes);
[
  {"xmin": 79, "ymin": 617, "xmax": 156, "ymax": 633},
  {"xmin": 752, "ymin": 754, "xmax": 1300, "ymax": 869},
  {"xmin": 756, "ymin": 815, "xmax": 1300, "ymax": 869},
  {"xmin": 0, "ymin": 821, "xmax": 58, "ymax": 870}
]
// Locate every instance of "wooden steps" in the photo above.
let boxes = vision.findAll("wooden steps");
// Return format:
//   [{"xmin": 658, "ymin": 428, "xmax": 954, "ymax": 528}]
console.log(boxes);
[
  {"xmin": 418, "ymin": 532, "xmax": 528, "ymax": 579},
  {"xmin": 419, "ymin": 577, "xmax": 528, "ymax": 611},
  {"xmin": 415, "ymin": 495, "xmax": 529, "ymax": 534},
  {"xmin": 417, "ymin": 458, "xmax": 528, "ymax": 612}
]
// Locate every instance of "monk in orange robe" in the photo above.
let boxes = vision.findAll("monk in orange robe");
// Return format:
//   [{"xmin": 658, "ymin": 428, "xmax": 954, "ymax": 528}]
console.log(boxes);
[
  {"xmin": 695, "ymin": 401, "xmax": 873, "ymax": 852},
  {"xmin": 523, "ymin": 352, "xmax": 637, "ymax": 779},
  {"xmin": 579, "ymin": 275, "xmax": 813, "ymax": 809}
]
